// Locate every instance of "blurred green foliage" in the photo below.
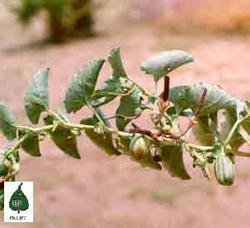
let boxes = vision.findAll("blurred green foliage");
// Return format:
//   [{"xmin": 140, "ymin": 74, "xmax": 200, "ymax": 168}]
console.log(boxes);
[{"xmin": 12, "ymin": 0, "xmax": 94, "ymax": 42}]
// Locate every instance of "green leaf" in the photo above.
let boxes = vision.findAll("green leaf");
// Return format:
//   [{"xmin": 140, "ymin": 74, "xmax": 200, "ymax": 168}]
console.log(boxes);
[
  {"xmin": 170, "ymin": 83, "xmax": 234, "ymax": 117},
  {"xmin": 64, "ymin": 58, "xmax": 105, "ymax": 113},
  {"xmin": 116, "ymin": 88, "xmax": 142, "ymax": 130},
  {"xmin": 92, "ymin": 76, "xmax": 130, "ymax": 107},
  {"xmin": 222, "ymin": 100, "xmax": 250, "ymax": 150},
  {"xmin": 44, "ymin": 115, "xmax": 80, "ymax": 159},
  {"xmin": 114, "ymin": 135, "xmax": 132, "ymax": 155},
  {"xmin": 0, "ymin": 101, "xmax": 16, "ymax": 141},
  {"xmin": 0, "ymin": 163, "xmax": 9, "ymax": 176},
  {"xmin": 221, "ymin": 106, "xmax": 244, "ymax": 150},
  {"xmin": 234, "ymin": 100, "xmax": 250, "ymax": 142},
  {"xmin": 108, "ymin": 47, "xmax": 127, "ymax": 78},
  {"xmin": 141, "ymin": 50, "xmax": 193, "ymax": 81},
  {"xmin": 242, "ymin": 101, "xmax": 250, "ymax": 135},
  {"xmin": 193, "ymin": 114, "xmax": 217, "ymax": 146},
  {"xmin": 21, "ymin": 133, "xmax": 41, "ymax": 157},
  {"xmin": 160, "ymin": 145, "xmax": 190, "ymax": 180},
  {"xmin": 81, "ymin": 116, "xmax": 120, "ymax": 156},
  {"xmin": 242, "ymin": 117, "xmax": 250, "ymax": 137},
  {"xmin": 131, "ymin": 152, "xmax": 162, "ymax": 170},
  {"xmin": 24, "ymin": 68, "xmax": 49, "ymax": 124}
]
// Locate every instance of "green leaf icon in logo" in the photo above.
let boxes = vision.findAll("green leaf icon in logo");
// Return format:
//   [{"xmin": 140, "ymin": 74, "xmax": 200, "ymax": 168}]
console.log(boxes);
[{"xmin": 9, "ymin": 183, "xmax": 29, "ymax": 213}]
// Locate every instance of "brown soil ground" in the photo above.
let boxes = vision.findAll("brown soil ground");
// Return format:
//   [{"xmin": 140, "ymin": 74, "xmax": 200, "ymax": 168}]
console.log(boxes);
[{"xmin": 0, "ymin": 3, "xmax": 250, "ymax": 228}]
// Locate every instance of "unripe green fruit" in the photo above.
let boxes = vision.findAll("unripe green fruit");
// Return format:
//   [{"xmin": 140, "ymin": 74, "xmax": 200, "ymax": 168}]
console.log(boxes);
[
  {"xmin": 129, "ymin": 135, "xmax": 149, "ymax": 160},
  {"xmin": 214, "ymin": 154, "xmax": 235, "ymax": 186}
]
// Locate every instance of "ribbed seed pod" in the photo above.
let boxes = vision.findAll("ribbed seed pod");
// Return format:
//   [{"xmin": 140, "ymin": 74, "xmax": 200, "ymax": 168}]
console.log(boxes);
[
  {"xmin": 129, "ymin": 135, "xmax": 149, "ymax": 160},
  {"xmin": 214, "ymin": 154, "xmax": 235, "ymax": 186}
]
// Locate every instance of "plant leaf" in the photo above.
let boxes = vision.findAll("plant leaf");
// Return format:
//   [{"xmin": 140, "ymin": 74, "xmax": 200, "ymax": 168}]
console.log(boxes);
[
  {"xmin": 234, "ymin": 100, "xmax": 250, "ymax": 143},
  {"xmin": 141, "ymin": 50, "xmax": 193, "ymax": 81},
  {"xmin": 0, "ymin": 101, "xmax": 16, "ymax": 141},
  {"xmin": 44, "ymin": 115, "xmax": 80, "ymax": 159},
  {"xmin": 92, "ymin": 77, "xmax": 130, "ymax": 107},
  {"xmin": 160, "ymin": 145, "xmax": 190, "ymax": 180},
  {"xmin": 21, "ymin": 133, "xmax": 41, "ymax": 157},
  {"xmin": 108, "ymin": 47, "xmax": 127, "ymax": 78},
  {"xmin": 24, "ymin": 68, "xmax": 49, "ymax": 124},
  {"xmin": 116, "ymin": 88, "xmax": 142, "ymax": 130},
  {"xmin": 170, "ymin": 83, "xmax": 234, "ymax": 117},
  {"xmin": 242, "ymin": 117, "xmax": 250, "ymax": 137},
  {"xmin": 64, "ymin": 58, "xmax": 105, "ymax": 113},
  {"xmin": 193, "ymin": 114, "xmax": 217, "ymax": 146},
  {"xmin": 131, "ymin": 153, "xmax": 162, "ymax": 170},
  {"xmin": 81, "ymin": 116, "xmax": 120, "ymax": 156},
  {"xmin": 221, "ymin": 106, "xmax": 245, "ymax": 150}
]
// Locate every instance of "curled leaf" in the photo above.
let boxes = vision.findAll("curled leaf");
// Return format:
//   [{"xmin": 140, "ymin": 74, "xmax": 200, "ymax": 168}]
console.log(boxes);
[
  {"xmin": 170, "ymin": 83, "xmax": 234, "ymax": 116},
  {"xmin": 81, "ymin": 116, "xmax": 120, "ymax": 156},
  {"xmin": 64, "ymin": 58, "xmax": 105, "ymax": 113},
  {"xmin": 116, "ymin": 88, "xmax": 143, "ymax": 130},
  {"xmin": 21, "ymin": 133, "xmax": 41, "ymax": 157},
  {"xmin": 44, "ymin": 115, "xmax": 80, "ymax": 159},
  {"xmin": 108, "ymin": 47, "xmax": 128, "ymax": 78},
  {"xmin": 141, "ymin": 50, "xmax": 193, "ymax": 81},
  {"xmin": 0, "ymin": 101, "xmax": 16, "ymax": 141},
  {"xmin": 92, "ymin": 77, "xmax": 130, "ymax": 107},
  {"xmin": 24, "ymin": 68, "xmax": 49, "ymax": 124},
  {"xmin": 160, "ymin": 145, "xmax": 190, "ymax": 180},
  {"xmin": 193, "ymin": 114, "xmax": 217, "ymax": 146}
]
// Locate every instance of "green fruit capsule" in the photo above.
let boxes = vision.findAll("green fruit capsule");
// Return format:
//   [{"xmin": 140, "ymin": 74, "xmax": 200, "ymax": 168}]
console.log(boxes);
[
  {"xmin": 214, "ymin": 154, "xmax": 235, "ymax": 186},
  {"xmin": 129, "ymin": 135, "xmax": 149, "ymax": 160}
]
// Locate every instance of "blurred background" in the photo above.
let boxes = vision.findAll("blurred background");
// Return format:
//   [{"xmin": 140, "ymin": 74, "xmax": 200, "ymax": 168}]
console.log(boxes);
[{"xmin": 0, "ymin": 0, "xmax": 250, "ymax": 227}]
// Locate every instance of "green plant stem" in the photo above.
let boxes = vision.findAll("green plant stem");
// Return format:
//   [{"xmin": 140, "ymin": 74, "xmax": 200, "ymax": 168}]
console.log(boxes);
[
  {"xmin": 15, "ymin": 120, "xmax": 218, "ymax": 153},
  {"xmin": 47, "ymin": 109, "xmax": 65, "ymax": 122},
  {"xmin": 3, "ymin": 135, "xmax": 29, "ymax": 161},
  {"xmin": 6, "ymin": 115, "xmax": 222, "ymax": 166},
  {"xmin": 10, "ymin": 121, "xmax": 132, "ymax": 160},
  {"xmin": 87, "ymin": 104, "xmax": 106, "ymax": 125},
  {"xmin": 188, "ymin": 144, "xmax": 214, "ymax": 152},
  {"xmin": 225, "ymin": 115, "xmax": 249, "ymax": 145}
]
